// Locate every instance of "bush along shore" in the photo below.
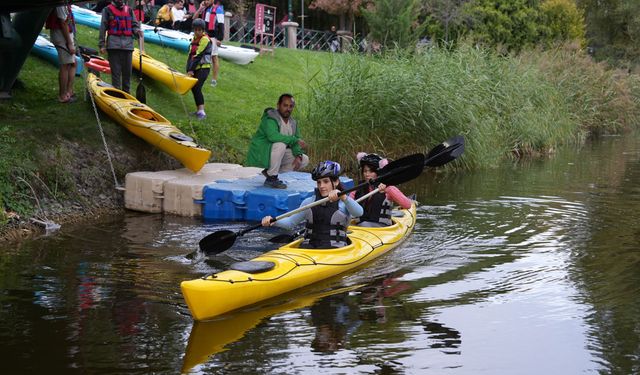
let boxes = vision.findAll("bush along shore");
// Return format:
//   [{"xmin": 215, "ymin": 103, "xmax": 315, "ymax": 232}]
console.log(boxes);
[{"xmin": 1, "ymin": 24, "xmax": 639, "ymax": 239}]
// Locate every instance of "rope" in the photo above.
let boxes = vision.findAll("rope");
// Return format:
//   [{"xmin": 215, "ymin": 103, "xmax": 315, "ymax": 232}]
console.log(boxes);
[
  {"xmin": 71, "ymin": 1, "xmax": 122, "ymax": 191},
  {"xmin": 87, "ymin": 82, "xmax": 122, "ymax": 190}
]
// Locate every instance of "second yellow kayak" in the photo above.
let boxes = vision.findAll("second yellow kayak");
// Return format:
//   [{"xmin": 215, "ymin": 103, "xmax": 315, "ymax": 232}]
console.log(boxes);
[
  {"xmin": 87, "ymin": 73, "xmax": 211, "ymax": 172},
  {"xmin": 132, "ymin": 48, "xmax": 198, "ymax": 95}
]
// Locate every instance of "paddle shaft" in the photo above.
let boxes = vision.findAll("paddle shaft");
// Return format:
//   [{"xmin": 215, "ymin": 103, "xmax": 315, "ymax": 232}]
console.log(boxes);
[
  {"xmin": 201, "ymin": 137, "xmax": 464, "ymax": 254},
  {"xmin": 271, "ymin": 160, "xmax": 421, "ymax": 223},
  {"xmin": 269, "ymin": 143, "xmax": 462, "ymax": 226}
]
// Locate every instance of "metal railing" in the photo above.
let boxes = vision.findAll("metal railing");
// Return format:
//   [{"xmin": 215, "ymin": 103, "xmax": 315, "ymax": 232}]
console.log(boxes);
[{"xmin": 228, "ymin": 18, "xmax": 350, "ymax": 52}]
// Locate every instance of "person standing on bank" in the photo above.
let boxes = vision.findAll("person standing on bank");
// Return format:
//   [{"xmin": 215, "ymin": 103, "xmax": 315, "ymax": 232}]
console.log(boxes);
[
  {"xmin": 98, "ymin": 0, "xmax": 144, "ymax": 93},
  {"xmin": 186, "ymin": 18, "xmax": 212, "ymax": 120},
  {"xmin": 261, "ymin": 161, "xmax": 363, "ymax": 249},
  {"xmin": 246, "ymin": 94, "xmax": 309, "ymax": 189},
  {"xmin": 209, "ymin": 0, "xmax": 224, "ymax": 86},
  {"xmin": 45, "ymin": 4, "xmax": 77, "ymax": 103}
]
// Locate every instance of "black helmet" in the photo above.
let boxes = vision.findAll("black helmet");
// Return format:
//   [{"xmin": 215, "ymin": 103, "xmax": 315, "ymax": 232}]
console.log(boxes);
[
  {"xmin": 192, "ymin": 18, "xmax": 206, "ymax": 30},
  {"xmin": 311, "ymin": 161, "xmax": 341, "ymax": 181},
  {"xmin": 359, "ymin": 153, "xmax": 383, "ymax": 170}
]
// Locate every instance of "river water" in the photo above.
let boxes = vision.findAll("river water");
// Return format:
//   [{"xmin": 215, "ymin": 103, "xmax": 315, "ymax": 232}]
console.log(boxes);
[{"xmin": 1, "ymin": 134, "xmax": 639, "ymax": 374}]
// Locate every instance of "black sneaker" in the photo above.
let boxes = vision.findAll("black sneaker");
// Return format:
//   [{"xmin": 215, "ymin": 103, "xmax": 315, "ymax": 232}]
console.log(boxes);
[
  {"xmin": 264, "ymin": 176, "xmax": 287, "ymax": 189},
  {"xmin": 261, "ymin": 169, "xmax": 270, "ymax": 179}
]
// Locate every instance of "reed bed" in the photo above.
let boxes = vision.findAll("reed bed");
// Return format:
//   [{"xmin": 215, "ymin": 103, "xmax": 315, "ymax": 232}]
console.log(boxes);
[{"xmin": 303, "ymin": 44, "xmax": 640, "ymax": 169}]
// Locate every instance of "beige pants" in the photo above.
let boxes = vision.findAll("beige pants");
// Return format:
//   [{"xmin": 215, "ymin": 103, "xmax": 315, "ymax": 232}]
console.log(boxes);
[{"xmin": 267, "ymin": 142, "xmax": 309, "ymax": 176}]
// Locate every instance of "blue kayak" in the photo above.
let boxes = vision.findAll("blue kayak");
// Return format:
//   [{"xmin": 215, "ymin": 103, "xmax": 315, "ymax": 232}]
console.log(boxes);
[{"xmin": 31, "ymin": 35, "xmax": 84, "ymax": 76}]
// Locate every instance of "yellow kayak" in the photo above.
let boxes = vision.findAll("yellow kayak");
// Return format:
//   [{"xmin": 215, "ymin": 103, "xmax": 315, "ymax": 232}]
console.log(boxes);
[
  {"xmin": 87, "ymin": 73, "xmax": 211, "ymax": 172},
  {"xmin": 181, "ymin": 202, "xmax": 416, "ymax": 321},
  {"xmin": 132, "ymin": 48, "xmax": 197, "ymax": 95}
]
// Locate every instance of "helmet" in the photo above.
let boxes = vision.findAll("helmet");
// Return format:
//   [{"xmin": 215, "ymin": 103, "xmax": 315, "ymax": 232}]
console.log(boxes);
[
  {"xmin": 357, "ymin": 152, "xmax": 390, "ymax": 171},
  {"xmin": 359, "ymin": 153, "xmax": 383, "ymax": 170},
  {"xmin": 192, "ymin": 18, "xmax": 206, "ymax": 30},
  {"xmin": 311, "ymin": 161, "xmax": 341, "ymax": 181}
]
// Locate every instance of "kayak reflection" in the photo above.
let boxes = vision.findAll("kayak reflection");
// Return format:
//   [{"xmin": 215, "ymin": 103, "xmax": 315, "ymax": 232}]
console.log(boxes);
[{"xmin": 181, "ymin": 284, "xmax": 363, "ymax": 373}]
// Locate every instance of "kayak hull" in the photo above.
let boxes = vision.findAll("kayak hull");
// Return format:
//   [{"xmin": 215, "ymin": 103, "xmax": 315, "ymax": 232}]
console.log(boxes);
[
  {"xmin": 86, "ymin": 73, "xmax": 211, "ymax": 172},
  {"xmin": 181, "ymin": 203, "xmax": 417, "ymax": 320},
  {"xmin": 31, "ymin": 35, "xmax": 84, "ymax": 75},
  {"xmin": 132, "ymin": 49, "xmax": 197, "ymax": 95}
]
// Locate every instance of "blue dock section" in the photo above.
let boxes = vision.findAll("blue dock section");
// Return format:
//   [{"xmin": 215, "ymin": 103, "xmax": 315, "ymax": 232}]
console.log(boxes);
[
  {"xmin": 124, "ymin": 165, "xmax": 355, "ymax": 220},
  {"xmin": 199, "ymin": 172, "xmax": 354, "ymax": 221}
]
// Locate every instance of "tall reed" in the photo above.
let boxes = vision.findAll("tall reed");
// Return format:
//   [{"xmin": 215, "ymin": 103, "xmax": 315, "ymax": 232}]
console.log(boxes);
[{"xmin": 303, "ymin": 44, "xmax": 639, "ymax": 170}]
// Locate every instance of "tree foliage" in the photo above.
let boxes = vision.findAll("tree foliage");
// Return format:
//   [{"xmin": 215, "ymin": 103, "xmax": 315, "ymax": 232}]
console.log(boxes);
[
  {"xmin": 309, "ymin": 0, "xmax": 365, "ymax": 31},
  {"xmin": 461, "ymin": 0, "xmax": 541, "ymax": 52},
  {"xmin": 577, "ymin": 0, "xmax": 640, "ymax": 66},
  {"xmin": 361, "ymin": 0, "xmax": 426, "ymax": 51},
  {"xmin": 538, "ymin": 0, "xmax": 585, "ymax": 46},
  {"xmin": 423, "ymin": 0, "xmax": 470, "ymax": 42}
]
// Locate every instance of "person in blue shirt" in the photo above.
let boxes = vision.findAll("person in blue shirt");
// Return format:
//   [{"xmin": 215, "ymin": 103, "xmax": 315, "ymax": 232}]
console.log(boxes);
[{"xmin": 261, "ymin": 160, "xmax": 363, "ymax": 249}]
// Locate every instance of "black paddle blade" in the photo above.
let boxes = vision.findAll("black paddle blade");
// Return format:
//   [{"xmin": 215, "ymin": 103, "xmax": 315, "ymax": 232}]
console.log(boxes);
[
  {"xmin": 198, "ymin": 230, "xmax": 237, "ymax": 255},
  {"xmin": 376, "ymin": 153, "xmax": 426, "ymax": 186},
  {"xmin": 136, "ymin": 82, "xmax": 146, "ymax": 104},
  {"xmin": 269, "ymin": 228, "xmax": 305, "ymax": 244},
  {"xmin": 425, "ymin": 135, "xmax": 465, "ymax": 167},
  {"xmin": 268, "ymin": 233, "xmax": 296, "ymax": 244}
]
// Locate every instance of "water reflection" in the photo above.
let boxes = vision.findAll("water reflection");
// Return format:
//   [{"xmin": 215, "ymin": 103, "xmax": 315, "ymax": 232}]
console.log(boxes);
[{"xmin": 1, "ymin": 134, "xmax": 640, "ymax": 373}]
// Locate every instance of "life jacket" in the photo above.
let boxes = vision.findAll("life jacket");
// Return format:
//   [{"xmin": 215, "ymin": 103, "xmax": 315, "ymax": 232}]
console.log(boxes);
[
  {"xmin": 45, "ymin": 5, "xmax": 74, "ymax": 33},
  {"xmin": 188, "ymin": 34, "xmax": 212, "ymax": 69},
  {"xmin": 302, "ymin": 189, "xmax": 349, "ymax": 249},
  {"xmin": 354, "ymin": 183, "xmax": 393, "ymax": 226},
  {"xmin": 107, "ymin": 4, "xmax": 133, "ymax": 36},
  {"xmin": 204, "ymin": 5, "xmax": 216, "ymax": 31}
]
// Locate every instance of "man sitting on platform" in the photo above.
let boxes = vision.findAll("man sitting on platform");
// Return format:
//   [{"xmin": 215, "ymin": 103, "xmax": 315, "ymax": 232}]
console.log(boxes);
[{"xmin": 245, "ymin": 93, "xmax": 309, "ymax": 189}]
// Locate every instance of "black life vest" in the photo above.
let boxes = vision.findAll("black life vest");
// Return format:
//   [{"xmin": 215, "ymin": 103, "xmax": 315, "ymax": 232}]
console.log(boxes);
[
  {"xmin": 302, "ymin": 189, "xmax": 349, "ymax": 248},
  {"xmin": 107, "ymin": 4, "xmax": 133, "ymax": 36},
  {"xmin": 354, "ymin": 182, "xmax": 393, "ymax": 226}
]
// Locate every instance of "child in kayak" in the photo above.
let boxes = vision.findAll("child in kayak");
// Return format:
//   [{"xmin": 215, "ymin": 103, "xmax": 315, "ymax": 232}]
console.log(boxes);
[
  {"xmin": 186, "ymin": 18, "xmax": 212, "ymax": 120},
  {"xmin": 350, "ymin": 153, "xmax": 412, "ymax": 227},
  {"xmin": 261, "ymin": 160, "xmax": 363, "ymax": 249}
]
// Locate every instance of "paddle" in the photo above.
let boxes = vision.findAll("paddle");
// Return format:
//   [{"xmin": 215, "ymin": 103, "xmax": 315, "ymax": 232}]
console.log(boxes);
[
  {"xmin": 267, "ymin": 135, "xmax": 466, "ymax": 244},
  {"xmin": 135, "ymin": 0, "xmax": 146, "ymax": 103},
  {"xmin": 199, "ymin": 153, "xmax": 427, "ymax": 255}
]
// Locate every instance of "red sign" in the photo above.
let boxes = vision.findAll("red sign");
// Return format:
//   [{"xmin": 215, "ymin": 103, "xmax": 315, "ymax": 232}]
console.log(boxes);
[{"xmin": 255, "ymin": 3, "xmax": 275, "ymax": 35}]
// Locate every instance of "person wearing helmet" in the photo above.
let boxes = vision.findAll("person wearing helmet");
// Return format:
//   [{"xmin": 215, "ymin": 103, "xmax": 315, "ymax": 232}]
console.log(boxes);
[
  {"xmin": 261, "ymin": 161, "xmax": 363, "ymax": 249},
  {"xmin": 246, "ymin": 93, "xmax": 309, "ymax": 189},
  {"xmin": 349, "ymin": 152, "xmax": 412, "ymax": 227},
  {"xmin": 186, "ymin": 18, "xmax": 212, "ymax": 120},
  {"xmin": 98, "ymin": 0, "xmax": 144, "ymax": 93}
]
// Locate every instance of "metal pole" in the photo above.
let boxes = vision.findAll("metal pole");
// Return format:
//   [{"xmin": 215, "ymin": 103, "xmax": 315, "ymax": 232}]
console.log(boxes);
[
  {"xmin": 301, "ymin": 0, "xmax": 304, "ymax": 49},
  {"xmin": 288, "ymin": 0, "xmax": 293, "ymax": 21}
]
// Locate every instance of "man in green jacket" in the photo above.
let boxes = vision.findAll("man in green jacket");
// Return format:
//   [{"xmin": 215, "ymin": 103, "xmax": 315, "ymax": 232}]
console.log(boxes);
[{"xmin": 246, "ymin": 93, "xmax": 309, "ymax": 189}]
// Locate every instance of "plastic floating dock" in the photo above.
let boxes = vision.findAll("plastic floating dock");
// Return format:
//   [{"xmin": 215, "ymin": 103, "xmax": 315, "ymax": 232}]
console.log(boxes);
[{"xmin": 124, "ymin": 163, "xmax": 353, "ymax": 221}]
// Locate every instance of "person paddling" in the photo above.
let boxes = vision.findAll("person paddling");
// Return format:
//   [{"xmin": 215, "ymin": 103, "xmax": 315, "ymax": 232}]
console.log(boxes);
[
  {"xmin": 261, "ymin": 161, "xmax": 363, "ymax": 249},
  {"xmin": 350, "ymin": 153, "xmax": 412, "ymax": 227}
]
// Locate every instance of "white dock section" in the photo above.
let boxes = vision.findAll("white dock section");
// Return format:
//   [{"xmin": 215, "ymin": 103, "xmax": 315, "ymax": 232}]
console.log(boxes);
[{"xmin": 124, "ymin": 163, "xmax": 262, "ymax": 216}]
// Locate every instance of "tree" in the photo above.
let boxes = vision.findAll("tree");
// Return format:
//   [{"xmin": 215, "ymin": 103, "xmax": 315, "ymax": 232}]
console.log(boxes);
[
  {"xmin": 461, "ymin": 0, "xmax": 541, "ymax": 52},
  {"xmin": 577, "ymin": 0, "xmax": 640, "ymax": 66},
  {"xmin": 309, "ymin": 0, "xmax": 365, "ymax": 32},
  {"xmin": 361, "ymin": 0, "xmax": 426, "ymax": 50},
  {"xmin": 538, "ymin": 0, "xmax": 585, "ymax": 46},
  {"xmin": 424, "ymin": 0, "xmax": 470, "ymax": 43}
]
